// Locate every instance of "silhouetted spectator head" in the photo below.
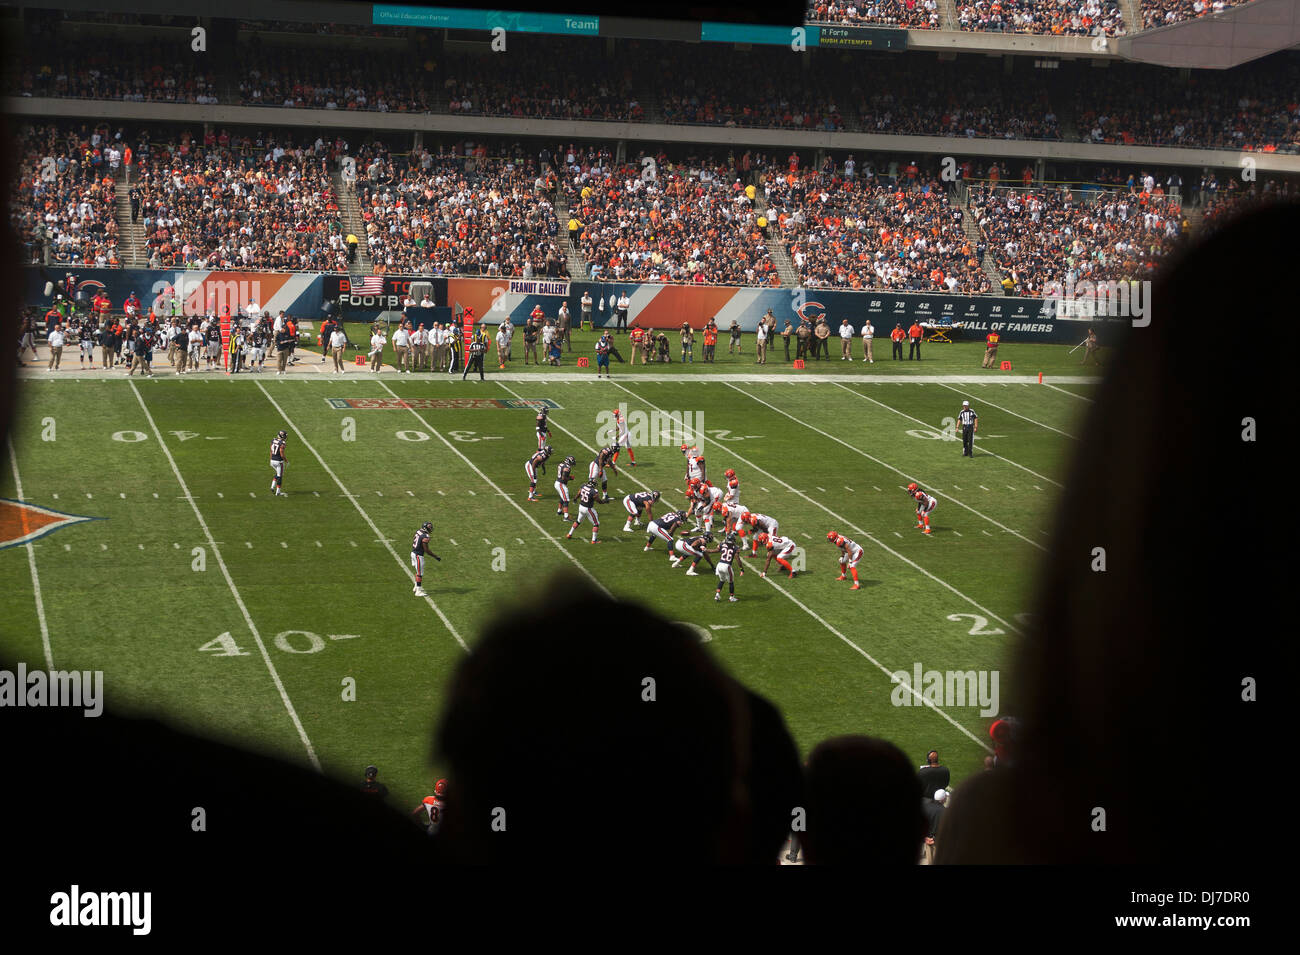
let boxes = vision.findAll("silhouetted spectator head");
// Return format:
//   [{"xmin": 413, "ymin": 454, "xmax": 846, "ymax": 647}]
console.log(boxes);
[
  {"xmin": 940, "ymin": 203, "xmax": 1287, "ymax": 864},
  {"xmin": 434, "ymin": 578, "xmax": 752, "ymax": 863},
  {"xmin": 803, "ymin": 735, "xmax": 925, "ymax": 865}
]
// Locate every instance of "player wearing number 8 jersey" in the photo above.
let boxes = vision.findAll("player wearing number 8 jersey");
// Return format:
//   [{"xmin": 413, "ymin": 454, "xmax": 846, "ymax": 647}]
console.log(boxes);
[
  {"xmin": 756, "ymin": 532, "xmax": 798, "ymax": 579},
  {"xmin": 827, "ymin": 531, "xmax": 864, "ymax": 589},
  {"xmin": 411, "ymin": 778, "xmax": 448, "ymax": 835}
]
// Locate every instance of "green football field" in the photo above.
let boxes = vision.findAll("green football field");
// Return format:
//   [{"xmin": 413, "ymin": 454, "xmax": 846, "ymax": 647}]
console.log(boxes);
[{"xmin": 1, "ymin": 340, "xmax": 1099, "ymax": 814}]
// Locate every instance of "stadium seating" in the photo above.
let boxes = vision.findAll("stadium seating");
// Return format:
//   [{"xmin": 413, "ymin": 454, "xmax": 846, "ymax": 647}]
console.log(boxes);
[
  {"xmin": 967, "ymin": 183, "xmax": 1185, "ymax": 296},
  {"xmin": 564, "ymin": 149, "xmax": 778, "ymax": 286},
  {"xmin": 10, "ymin": 124, "xmax": 121, "ymax": 268},
  {"xmin": 134, "ymin": 134, "xmax": 347, "ymax": 271},
  {"xmin": 764, "ymin": 164, "xmax": 992, "ymax": 292},
  {"xmin": 352, "ymin": 145, "xmax": 568, "ymax": 277},
  {"xmin": 1069, "ymin": 59, "xmax": 1300, "ymax": 153},
  {"xmin": 14, "ymin": 45, "xmax": 221, "ymax": 103},
  {"xmin": 1142, "ymin": 0, "xmax": 1255, "ymax": 30},
  {"xmin": 805, "ymin": 0, "xmax": 942, "ymax": 29},
  {"xmin": 956, "ymin": 0, "xmax": 1127, "ymax": 35},
  {"xmin": 236, "ymin": 42, "xmax": 433, "ymax": 112}
]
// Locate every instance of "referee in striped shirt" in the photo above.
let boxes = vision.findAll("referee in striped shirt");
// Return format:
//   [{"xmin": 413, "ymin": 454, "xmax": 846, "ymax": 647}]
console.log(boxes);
[{"xmin": 958, "ymin": 400, "xmax": 978, "ymax": 457}]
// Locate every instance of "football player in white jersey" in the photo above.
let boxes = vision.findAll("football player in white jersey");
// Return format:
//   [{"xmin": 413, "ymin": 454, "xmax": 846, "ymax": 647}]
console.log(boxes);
[
  {"xmin": 908, "ymin": 483, "xmax": 937, "ymax": 535},
  {"xmin": 611, "ymin": 408, "xmax": 636, "ymax": 467},
  {"xmin": 740, "ymin": 511, "xmax": 779, "ymax": 555},
  {"xmin": 827, "ymin": 531, "xmax": 864, "ymax": 589},
  {"xmin": 681, "ymin": 443, "xmax": 706, "ymax": 487},
  {"xmin": 755, "ymin": 532, "xmax": 798, "ymax": 579}
]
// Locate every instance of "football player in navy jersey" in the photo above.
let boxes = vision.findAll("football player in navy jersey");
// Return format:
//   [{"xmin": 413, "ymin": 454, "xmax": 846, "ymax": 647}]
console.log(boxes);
[
  {"xmin": 554, "ymin": 454, "xmax": 576, "ymax": 520},
  {"xmin": 410, "ymin": 521, "xmax": 441, "ymax": 596},
  {"xmin": 643, "ymin": 509, "xmax": 686, "ymax": 552},
  {"xmin": 566, "ymin": 480, "xmax": 601, "ymax": 543},
  {"xmin": 269, "ymin": 430, "xmax": 288, "ymax": 497},
  {"xmin": 621, "ymin": 489, "xmax": 660, "ymax": 532},
  {"xmin": 535, "ymin": 408, "xmax": 551, "ymax": 449},
  {"xmin": 588, "ymin": 445, "xmax": 619, "ymax": 503},
  {"xmin": 525, "ymin": 445, "xmax": 553, "ymax": 501},
  {"xmin": 713, "ymin": 531, "xmax": 745, "ymax": 602},
  {"xmin": 671, "ymin": 530, "xmax": 715, "ymax": 576}
]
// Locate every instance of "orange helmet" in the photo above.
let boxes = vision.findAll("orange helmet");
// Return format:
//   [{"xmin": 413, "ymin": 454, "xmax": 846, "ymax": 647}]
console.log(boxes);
[
  {"xmin": 434, "ymin": 778, "xmax": 448, "ymax": 797},
  {"xmin": 907, "ymin": 482, "xmax": 919, "ymax": 493},
  {"xmin": 742, "ymin": 511, "xmax": 754, "ymax": 525},
  {"xmin": 755, "ymin": 532, "xmax": 769, "ymax": 547},
  {"xmin": 725, "ymin": 468, "xmax": 736, "ymax": 479},
  {"xmin": 712, "ymin": 502, "xmax": 724, "ymax": 512}
]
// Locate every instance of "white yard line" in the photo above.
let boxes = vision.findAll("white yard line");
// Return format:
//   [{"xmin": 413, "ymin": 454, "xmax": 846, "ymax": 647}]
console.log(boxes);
[
  {"xmin": 129, "ymin": 381, "xmax": 321, "ymax": 771},
  {"xmin": 6, "ymin": 437, "xmax": 53, "ymax": 670},
  {"xmin": 256, "ymin": 383, "xmax": 467, "ymax": 651},
  {"xmin": 935, "ymin": 383, "xmax": 1078, "ymax": 440},
  {"xmin": 376, "ymin": 381, "xmax": 613, "ymax": 596},
  {"xmin": 831, "ymin": 381, "xmax": 1063, "ymax": 488},
  {"xmin": 609, "ymin": 380, "xmax": 1021, "ymax": 638},
  {"xmin": 726, "ymin": 382, "xmax": 1048, "ymax": 552},
  {"xmin": 1043, "ymin": 382, "xmax": 1096, "ymax": 403}
]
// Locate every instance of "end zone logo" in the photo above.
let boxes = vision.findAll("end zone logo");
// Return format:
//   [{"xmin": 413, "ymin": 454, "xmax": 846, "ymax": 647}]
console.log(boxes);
[{"xmin": 0, "ymin": 499, "xmax": 97, "ymax": 549}]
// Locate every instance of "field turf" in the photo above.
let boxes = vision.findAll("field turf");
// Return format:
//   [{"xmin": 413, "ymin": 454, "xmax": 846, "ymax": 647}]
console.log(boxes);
[{"xmin": 1, "ymin": 343, "xmax": 1098, "ymax": 814}]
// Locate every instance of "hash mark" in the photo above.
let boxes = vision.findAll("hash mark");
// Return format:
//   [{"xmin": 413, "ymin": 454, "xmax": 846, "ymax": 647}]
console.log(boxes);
[
  {"xmin": 350, "ymin": 541, "xmax": 358, "ymax": 547},
  {"xmin": 844, "ymin": 486, "xmax": 854, "ymax": 491},
  {"xmin": 406, "ymin": 490, "xmax": 414, "ymax": 496},
  {"xmin": 437, "ymin": 490, "xmax": 445, "ymax": 496},
  {"xmin": 979, "ymin": 485, "xmax": 990, "ymax": 491},
  {"xmin": 982, "ymin": 530, "xmax": 993, "ymax": 536},
  {"xmin": 816, "ymin": 486, "xmax": 826, "ymax": 492},
  {"xmin": 516, "ymin": 538, "xmax": 525, "ymax": 545},
  {"xmin": 63, "ymin": 544, "xmax": 71, "ymax": 551},
  {"xmin": 760, "ymin": 487, "xmax": 770, "ymax": 493},
  {"xmin": 1033, "ymin": 485, "xmax": 1043, "ymax": 490},
  {"xmin": 119, "ymin": 493, "xmax": 126, "ymax": 498},
  {"xmin": 467, "ymin": 490, "xmax": 476, "ymax": 496},
  {"xmin": 893, "ymin": 531, "xmax": 903, "ymax": 538},
  {"xmin": 100, "ymin": 544, "xmax": 107, "ymax": 550},
  {"xmin": 873, "ymin": 486, "xmax": 881, "ymax": 491},
  {"xmin": 51, "ymin": 493, "xmax": 58, "ymax": 499},
  {"xmin": 450, "ymin": 538, "xmax": 458, "ymax": 546},
  {"xmin": 250, "ymin": 492, "xmax": 257, "ymax": 498},
  {"xmin": 152, "ymin": 493, "xmax": 159, "ymax": 498},
  {"xmin": 86, "ymin": 493, "xmax": 92, "ymax": 498},
  {"xmin": 1007, "ymin": 485, "xmax": 1016, "ymax": 490},
  {"xmin": 138, "ymin": 544, "xmax": 144, "ymax": 550},
  {"xmin": 952, "ymin": 531, "xmax": 962, "ymax": 537},
  {"xmin": 217, "ymin": 492, "xmax": 223, "ymax": 498},
  {"xmin": 376, "ymin": 491, "xmax": 383, "ymax": 497},
  {"xmin": 280, "ymin": 542, "xmax": 288, "ymax": 548},
  {"xmin": 245, "ymin": 541, "xmax": 253, "ymax": 548}
]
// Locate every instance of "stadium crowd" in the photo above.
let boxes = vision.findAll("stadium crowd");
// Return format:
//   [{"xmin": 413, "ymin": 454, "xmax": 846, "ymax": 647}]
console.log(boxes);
[
  {"xmin": 14, "ymin": 45, "xmax": 221, "ymax": 103},
  {"xmin": 443, "ymin": 41, "xmax": 643, "ymax": 123},
  {"xmin": 765, "ymin": 159, "xmax": 992, "ymax": 292},
  {"xmin": 854, "ymin": 59, "xmax": 1063, "ymax": 140},
  {"xmin": 804, "ymin": 0, "xmax": 942, "ymax": 29},
  {"xmin": 1071, "ymin": 60, "xmax": 1300, "ymax": 153},
  {"xmin": 134, "ymin": 132, "xmax": 348, "ymax": 271},
  {"xmin": 967, "ymin": 180, "xmax": 1186, "ymax": 295},
  {"xmin": 563, "ymin": 147, "xmax": 779, "ymax": 286},
  {"xmin": 956, "ymin": 0, "xmax": 1127, "ymax": 35},
  {"xmin": 652, "ymin": 48, "xmax": 848, "ymax": 131},
  {"xmin": 1142, "ymin": 0, "xmax": 1254, "ymax": 29},
  {"xmin": 10, "ymin": 124, "xmax": 121, "ymax": 268},
  {"xmin": 235, "ymin": 42, "xmax": 433, "ymax": 112},
  {"xmin": 349, "ymin": 143, "xmax": 567, "ymax": 278}
]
